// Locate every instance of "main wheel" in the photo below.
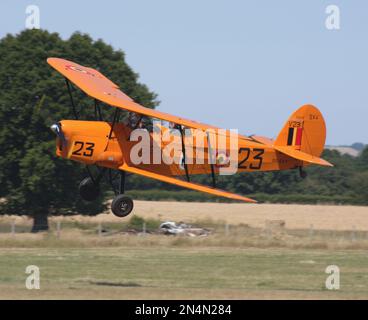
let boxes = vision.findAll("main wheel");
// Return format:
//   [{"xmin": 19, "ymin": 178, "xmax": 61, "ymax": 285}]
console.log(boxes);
[
  {"xmin": 111, "ymin": 195, "xmax": 134, "ymax": 217},
  {"xmin": 79, "ymin": 177, "xmax": 100, "ymax": 201}
]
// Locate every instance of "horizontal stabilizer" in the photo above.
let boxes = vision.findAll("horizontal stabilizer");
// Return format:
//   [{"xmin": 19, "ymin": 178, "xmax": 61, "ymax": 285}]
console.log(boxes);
[
  {"xmin": 274, "ymin": 146, "xmax": 333, "ymax": 167},
  {"xmin": 120, "ymin": 164, "xmax": 257, "ymax": 203}
]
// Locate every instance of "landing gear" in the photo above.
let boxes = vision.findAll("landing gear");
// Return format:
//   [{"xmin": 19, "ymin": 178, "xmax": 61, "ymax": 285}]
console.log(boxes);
[
  {"xmin": 111, "ymin": 194, "xmax": 134, "ymax": 217},
  {"xmin": 299, "ymin": 167, "xmax": 307, "ymax": 179},
  {"xmin": 78, "ymin": 168, "xmax": 134, "ymax": 217},
  {"xmin": 79, "ymin": 167, "xmax": 106, "ymax": 201},
  {"xmin": 110, "ymin": 170, "xmax": 134, "ymax": 217},
  {"xmin": 79, "ymin": 177, "xmax": 100, "ymax": 201}
]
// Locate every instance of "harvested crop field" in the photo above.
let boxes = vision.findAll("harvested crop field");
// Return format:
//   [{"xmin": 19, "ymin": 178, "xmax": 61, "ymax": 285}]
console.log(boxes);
[
  {"xmin": 14, "ymin": 201, "xmax": 366, "ymax": 231},
  {"xmin": 3, "ymin": 201, "xmax": 367, "ymax": 231},
  {"xmin": 127, "ymin": 201, "xmax": 368, "ymax": 231}
]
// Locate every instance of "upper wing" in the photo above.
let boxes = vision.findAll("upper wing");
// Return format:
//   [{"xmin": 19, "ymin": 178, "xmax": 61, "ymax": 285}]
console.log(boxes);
[
  {"xmin": 47, "ymin": 57, "xmax": 218, "ymax": 131},
  {"xmin": 120, "ymin": 163, "xmax": 257, "ymax": 203}
]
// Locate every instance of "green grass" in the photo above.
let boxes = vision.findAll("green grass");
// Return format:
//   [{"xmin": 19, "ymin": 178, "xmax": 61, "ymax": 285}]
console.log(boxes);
[
  {"xmin": 1, "ymin": 246, "xmax": 368, "ymax": 299},
  {"xmin": 1, "ymin": 216, "xmax": 368, "ymax": 299}
]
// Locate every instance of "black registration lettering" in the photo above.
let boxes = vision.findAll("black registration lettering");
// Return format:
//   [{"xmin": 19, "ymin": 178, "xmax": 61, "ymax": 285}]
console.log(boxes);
[
  {"xmin": 83, "ymin": 142, "xmax": 95, "ymax": 157},
  {"xmin": 249, "ymin": 148, "xmax": 264, "ymax": 169},
  {"xmin": 238, "ymin": 148, "xmax": 264, "ymax": 170},
  {"xmin": 72, "ymin": 141, "xmax": 84, "ymax": 156},
  {"xmin": 72, "ymin": 141, "xmax": 95, "ymax": 157},
  {"xmin": 238, "ymin": 148, "xmax": 251, "ymax": 169}
]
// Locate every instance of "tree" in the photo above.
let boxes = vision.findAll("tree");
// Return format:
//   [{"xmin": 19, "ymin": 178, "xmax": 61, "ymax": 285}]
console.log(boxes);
[{"xmin": 0, "ymin": 29, "xmax": 158, "ymax": 231}]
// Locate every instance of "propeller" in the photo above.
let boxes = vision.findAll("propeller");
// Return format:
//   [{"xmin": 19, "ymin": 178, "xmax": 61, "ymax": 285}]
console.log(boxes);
[{"xmin": 50, "ymin": 122, "xmax": 67, "ymax": 150}]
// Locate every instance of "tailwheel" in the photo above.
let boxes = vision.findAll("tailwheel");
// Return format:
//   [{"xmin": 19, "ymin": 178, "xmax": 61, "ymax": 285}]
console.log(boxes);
[
  {"xmin": 79, "ymin": 177, "xmax": 100, "ymax": 201},
  {"xmin": 111, "ymin": 194, "xmax": 134, "ymax": 217}
]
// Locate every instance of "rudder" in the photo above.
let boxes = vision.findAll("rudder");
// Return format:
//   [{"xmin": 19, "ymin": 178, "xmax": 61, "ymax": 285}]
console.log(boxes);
[{"xmin": 274, "ymin": 104, "xmax": 327, "ymax": 158}]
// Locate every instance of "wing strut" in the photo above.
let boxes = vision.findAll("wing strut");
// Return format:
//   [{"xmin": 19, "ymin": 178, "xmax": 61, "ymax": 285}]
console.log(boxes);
[
  {"xmin": 206, "ymin": 132, "xmax": 217, "ymax": 188},
  {"xmin": 179, "ymin": 126, "xmax": 190, "ymax": 182},
  {"xmin": 94, "ymin": 99, "xmax": 103, "ymax": 121},
  {"xmin": 64, "ymin": 78, "xmax": 79, "ymax": 120},
  {"xmin": 107, "ymin": 108, "xmax": 120, "ymax": 140}
]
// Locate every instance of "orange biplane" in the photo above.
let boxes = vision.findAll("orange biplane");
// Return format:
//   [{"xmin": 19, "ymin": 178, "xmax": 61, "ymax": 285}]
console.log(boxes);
[{"xmin": 47, "ymin": 58, "xmax": 333, "ymax": 217}]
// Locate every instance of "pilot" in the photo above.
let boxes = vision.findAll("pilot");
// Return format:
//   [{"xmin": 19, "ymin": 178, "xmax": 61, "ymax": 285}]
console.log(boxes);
[
  {"xmin": 126, "ymin": 112, "xmax": 153, "ymax": 132},
  {"xmin": 127, "ymin": 112, "xmax": 140, "ymax": 129}
]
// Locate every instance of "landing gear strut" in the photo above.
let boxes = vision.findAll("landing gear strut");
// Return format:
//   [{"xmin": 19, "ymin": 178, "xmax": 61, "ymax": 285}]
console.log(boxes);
[{"xmin": 78, "ymin": 168, "xmax": 134, "ymax": 217}]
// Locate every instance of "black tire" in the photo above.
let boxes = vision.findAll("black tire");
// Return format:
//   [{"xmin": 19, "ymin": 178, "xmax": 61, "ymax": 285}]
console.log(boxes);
[
  {"xmin": 79, "ymin": 177, "xmax": 100, "ymax": 201},
  {"xmin": 111, "ymin": 195, "xmax": 134, "ymax": 217}
]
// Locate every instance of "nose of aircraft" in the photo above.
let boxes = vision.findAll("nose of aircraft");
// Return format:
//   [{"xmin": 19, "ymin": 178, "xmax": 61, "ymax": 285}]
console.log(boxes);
[
  {"xmin": 50, "ymin": 123, "xmax": 60, "ymax": 134},
  {"xmin": 50, "ymin": 122, "xmax": 67, "ymax": 147}
]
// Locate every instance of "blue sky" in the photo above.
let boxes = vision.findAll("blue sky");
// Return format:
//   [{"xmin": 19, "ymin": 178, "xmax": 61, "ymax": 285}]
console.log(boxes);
[{"xmin": 1, "ymin": 0, "xmax": 367, "ymax": 145}]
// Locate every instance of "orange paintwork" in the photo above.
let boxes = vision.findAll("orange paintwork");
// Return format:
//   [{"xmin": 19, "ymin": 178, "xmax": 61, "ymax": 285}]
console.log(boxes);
[
  {"xmin": 48, "ymin": 58, "xmax": 217, "ymax": 131},
  {"xmin": 48, "ymin": 58, "xmax": 333, "ymax": 203}
]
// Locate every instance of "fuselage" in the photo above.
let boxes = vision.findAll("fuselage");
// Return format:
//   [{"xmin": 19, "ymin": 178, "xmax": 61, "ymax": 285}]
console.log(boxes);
[{"xmin": 55, "ymin": 120, "xmax": 302, "ymax": 177}]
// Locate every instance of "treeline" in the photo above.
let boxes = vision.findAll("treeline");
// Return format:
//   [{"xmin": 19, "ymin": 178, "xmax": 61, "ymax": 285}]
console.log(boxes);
[{"xmin": 0, "ymin": 29, "xmax": 157, "ymax": 223}]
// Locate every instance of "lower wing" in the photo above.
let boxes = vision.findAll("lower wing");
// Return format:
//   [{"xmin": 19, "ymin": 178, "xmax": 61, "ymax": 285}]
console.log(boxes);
[{"xmin": 119, "ymin": 164, "xmax": 257, "ymax": 203}]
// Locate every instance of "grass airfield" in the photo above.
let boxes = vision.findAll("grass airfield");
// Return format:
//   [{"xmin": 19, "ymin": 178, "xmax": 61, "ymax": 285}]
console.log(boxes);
[{"xmin": 0, "ymin": 201, "xmax": 368, "ymax": 299}]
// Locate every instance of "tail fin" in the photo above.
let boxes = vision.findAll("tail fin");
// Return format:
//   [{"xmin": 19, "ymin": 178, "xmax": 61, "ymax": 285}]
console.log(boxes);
[{"xmin": 274, "ymin": 104, "xmax": 333, "ymax": 167}]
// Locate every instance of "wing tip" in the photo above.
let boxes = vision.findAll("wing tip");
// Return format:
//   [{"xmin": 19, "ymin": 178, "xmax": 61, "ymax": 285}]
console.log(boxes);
[
  {"xmin": 325, "ymin": 162, "xmax": 334, "ymax": 167},
  {"xmin": 239, "ymin": 196, "xmax": 257, "ymax": 203},
  {"xmin": 318, "ymin": 158, "xmax": 334, "ymax": 167},
  {"xmin": 47, "ymin": 57, "xmax": 56, "ymax": 64}
]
